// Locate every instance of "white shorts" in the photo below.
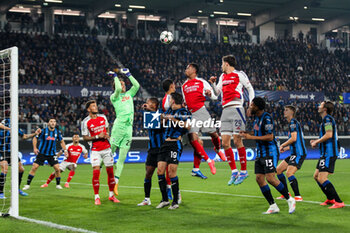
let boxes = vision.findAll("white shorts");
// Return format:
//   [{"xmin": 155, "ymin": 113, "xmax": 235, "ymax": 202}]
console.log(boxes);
[
  {"xmin": 59, "ymin": 161, "xmax": 76, "ymax": 171},
  {"xmin": 188, "ymin": 106, "xmax": 216, "ymax": 134},
  {"xmin": 220, "ymin": 106, "xmax": 246, "ymax": 135},
  {"xmin": 90, "ymin": 148, "xmax": 114, "ymax": 167}
]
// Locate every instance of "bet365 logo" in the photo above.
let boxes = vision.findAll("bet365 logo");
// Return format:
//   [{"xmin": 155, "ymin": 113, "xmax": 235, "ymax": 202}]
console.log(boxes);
[{"xmin": 143, "ymin": 111, "xmax": 161, "ymax": 129}]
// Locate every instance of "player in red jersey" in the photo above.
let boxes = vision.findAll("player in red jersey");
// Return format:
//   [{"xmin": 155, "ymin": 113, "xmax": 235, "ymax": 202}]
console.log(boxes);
[
  {"xmin": 41, "ymin": 134, "xmax": 88, "ymax": 188},
  {"xmin": 209, "ymin": 55, "xmax": 255, "ymax": 186},
  {"xmin": 182, "ymin": 63, "xmax": 226, "ymax": 178},
  {"xmin": 81, "ymin": 100, "xmax": 118, "ymax": 205}
]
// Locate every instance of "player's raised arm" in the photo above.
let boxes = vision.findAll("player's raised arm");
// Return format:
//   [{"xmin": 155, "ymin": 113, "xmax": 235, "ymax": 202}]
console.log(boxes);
[
  {"xmin": 209, "ymin": 74, "xmax": 222, "ymax": 96},
  {"xmin": 22, "ymin": 128, "xmax": 41, "ymax": 140},
  {"xmin": 239, "ymin": 71, "xmax": 255, "ymax": 104},
  {"xmin": 203, "ymin": 79, "xmax": 218, "ymax": 100},
  {"xmin": 109, "ymin": 71, "xmax": 122, "ymax": 101},
  {"xmin": 121, "ymin": 68, "xmax": 140, "ymax": 97}
]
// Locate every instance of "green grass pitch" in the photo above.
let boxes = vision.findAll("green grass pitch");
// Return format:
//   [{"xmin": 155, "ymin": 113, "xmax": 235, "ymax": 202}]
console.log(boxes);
[{"xmin": 0, "ymin": 160, "xmax": 349, "ymax": 233}]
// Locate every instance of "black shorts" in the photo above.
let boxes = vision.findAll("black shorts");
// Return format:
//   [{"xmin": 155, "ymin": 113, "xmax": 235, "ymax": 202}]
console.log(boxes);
[
  {"xmin": 158, "ymin": 141, "xmax": 183, "ymax": 165},
  {"xmin": 34, "ymin": 154, "xmax": 59, "ymax": 166},
  {"xmin": 316, "ymin": 156, "xmax": 337, "ymax": 173},
  {"xmin": 284, "ymin": 154, "xmax": 306, "ymax": 170},
  {"xmin": 255, "ymin": 156, "xmax": 278, "ymax": 174},
  {"xmin": 146, "ymin": 148, "xmax": 160, "ymax": 167},
  {"xmin": 0, "ymin": 152, "xmax": 20, "ymax": 165}
]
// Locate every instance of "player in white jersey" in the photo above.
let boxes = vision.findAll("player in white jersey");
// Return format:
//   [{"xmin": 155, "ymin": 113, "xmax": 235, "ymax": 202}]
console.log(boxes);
[
  {"xmin": 209, "ymin": 55, "xmax": 255, "ymax": 186},
  {"xmin": 41, "ymin": 134, "xmax": 88, "ymax": 188}
]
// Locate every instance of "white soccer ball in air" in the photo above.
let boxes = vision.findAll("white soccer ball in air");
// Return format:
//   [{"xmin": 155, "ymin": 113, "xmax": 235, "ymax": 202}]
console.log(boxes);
[{"xmin": 160, "ymin": 31, "xmax": 174, "ymax": 44}]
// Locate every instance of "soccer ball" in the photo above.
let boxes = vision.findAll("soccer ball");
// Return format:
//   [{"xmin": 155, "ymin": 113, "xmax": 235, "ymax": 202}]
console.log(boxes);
[{"xmin": 160, "ymin": 31, "xmax": 174, "ymax": 44}]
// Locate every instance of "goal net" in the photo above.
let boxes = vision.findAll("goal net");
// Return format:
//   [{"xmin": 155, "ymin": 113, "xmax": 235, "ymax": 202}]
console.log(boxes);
[{"xmin": 0, "ymin": 47, "xmax": 19, "ymax": 217}]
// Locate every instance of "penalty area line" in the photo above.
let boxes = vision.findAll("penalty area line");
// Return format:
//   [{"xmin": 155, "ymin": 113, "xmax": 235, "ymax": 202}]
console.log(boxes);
[
  {"xmin": 41, "ymin": 180, "xmax": 349, "ymax": 207},
  {"xmin": 15, "ymin": 216, "xmax": 98, "ymax": 233}
]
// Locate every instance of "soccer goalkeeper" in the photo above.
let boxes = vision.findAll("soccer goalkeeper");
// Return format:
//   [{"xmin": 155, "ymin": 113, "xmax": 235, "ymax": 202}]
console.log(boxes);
[{"xmin": 109, "ymin": 68, "xmax": 140, "ymax": 196}]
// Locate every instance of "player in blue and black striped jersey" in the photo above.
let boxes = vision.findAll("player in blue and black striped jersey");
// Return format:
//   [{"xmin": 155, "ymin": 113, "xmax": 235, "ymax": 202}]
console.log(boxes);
[
  {"xmin": 276, "ymin": 105, "xmax": 307, "ymax": 202},
  {"xmin": 0, "ymin": 118, "xmax": 41, "ymax": 198},
  {"xmin": 310, "ymin": 101, "xmax": 344, "ymax": 209},
  {"xmin": 137, "ymin": 97, "xmax": 165, "ymax": 206},
  {"xmin": 23, "ymin": 118, "xmax": 67, "ymax": 191},
  {"xmin": 240, "ymin": 97, "xmax": 296, "ymax": 214},
  {"xmin": 156, "ymin": 92, "xmax": 191, "ymax": 210}
]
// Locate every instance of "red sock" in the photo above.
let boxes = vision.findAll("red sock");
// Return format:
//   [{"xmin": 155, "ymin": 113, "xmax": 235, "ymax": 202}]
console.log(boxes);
[
  {"xmin": 225, "ymin": 148, "xmax": 237, "ymax": 170},
  {"xmin": 190, "ymin": 140, "xmax": 209, "ymax": 161},
  {"xmin": 193, "ymin": 151, "xmax": 201, "ymax": 169},
  {"xmin": 165, "ymin": 166, "xmax": 171, "ymax": 185},
  {"xmin": 211, "ymin": 136, "xmax": 221, "ymax": 151},
  {"xmin": 106, "ymin": 167, "xmax": 115, "ymax": 192},
  {"xmin": 238, "ymin": 147, "xmax": 247, "ymax": 170},
  {"xmin": 92, "ymin": 169, "xmax": 100, "ymax": 195},
  {"xmin": 66, "ymin": 170, "xmax": 75, "ymax": 183},
  {"xmin": 46, "ymin": 173, "xmax": 55, "ymax": 184}
]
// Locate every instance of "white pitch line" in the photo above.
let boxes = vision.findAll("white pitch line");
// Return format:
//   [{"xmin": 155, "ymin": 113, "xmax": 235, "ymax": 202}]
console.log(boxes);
[
  {"xmin": 40, "ymin": 180, "xmax": 349, "ymax": 207},
  {"xmin": 16, "ymin": 216, "xmax": 98, "ymax": 233}
]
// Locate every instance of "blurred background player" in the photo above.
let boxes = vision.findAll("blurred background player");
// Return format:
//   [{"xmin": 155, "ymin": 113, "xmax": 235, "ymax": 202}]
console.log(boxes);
[
  {"xmin": 82, "ymin": 100, "xmax": 118, "ymax": 205},
  {"xmin": 109, "ymin": 68, "xmax": 140, "ymax": 196},
  {"xmin": 182, "ymin": 63, "xmax": 226, "ymax": 178},
  {"xmin": 276, "ymin": 106, "xmax": 307, "ymax": 201},
  {"xmin": 156, "ymin": 92, "xmax": 191, "ymax": 210},
  {"xmin": 240, "ymin": 97, "xmax": 295, "ymax": 214},
  {"xmin": 138, "ymin": 98, "xmax": 164, "ymax": 206},
  {"xmin": 310, "ymin": 101, "xmax": 344, "ymax": 209},
  {"xmin": 23, "ymin": 118, "xmax": 67, "ymax": 191},
  {"xmin": 41, "ymin": 134, "xmax": 88, "ymax": 189},
  {"xmin": 162, "ymin": 79, "xmax": 178, "ymax": 200},
  {"xmin": 209, "ymin": 55, "xmax": 255, "ymax": 185},
  {"xmin": 0, "ymin": 118, "xmax": 41, "ymax": 198}
]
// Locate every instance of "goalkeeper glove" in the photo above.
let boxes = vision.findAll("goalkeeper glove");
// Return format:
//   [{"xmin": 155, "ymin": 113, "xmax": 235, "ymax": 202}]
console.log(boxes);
[
  {"xmin": 107, "ymin": 71, "xmax": 118, "ymax": 78},
  {"xmin": 121, "ymin": 68, "xmax": 131, "ymax": 77}
]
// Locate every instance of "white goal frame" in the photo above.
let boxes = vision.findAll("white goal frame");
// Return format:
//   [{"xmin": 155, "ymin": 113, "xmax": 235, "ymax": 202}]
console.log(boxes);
[{"xmin": 0, "ymin": 46, "xmax": 19, "ymax": 217}]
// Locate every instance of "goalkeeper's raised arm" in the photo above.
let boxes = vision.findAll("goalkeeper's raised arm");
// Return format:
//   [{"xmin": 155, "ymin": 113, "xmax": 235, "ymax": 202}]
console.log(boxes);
[{"xmin": 121, "ymin": 68, "xmax": 140, "ymax": 97}]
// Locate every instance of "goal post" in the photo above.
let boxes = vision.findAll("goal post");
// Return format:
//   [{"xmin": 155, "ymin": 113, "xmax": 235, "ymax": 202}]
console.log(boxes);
[{"xmin": 0, "ymin": 46, "xmax": 19, "ymax": 217}]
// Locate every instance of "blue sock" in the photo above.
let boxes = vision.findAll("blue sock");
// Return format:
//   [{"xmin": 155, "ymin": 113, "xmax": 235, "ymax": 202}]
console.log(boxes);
[
  {"xmin": 275, "ymin": 182, "xmax": 290, "ymax": 199},
  {"xmin": 288, "ymin": 175, "xmax": 296, "ymax": 182},
  {"xmin": 322, "ymin": 180, "xmax": 330, "ymax": 187},
  {"xmin": 56, "ymin": 177, "xmax": 61, "ymax": 185},
  {"xmin": 260, "ymin": 185, "xmax": 274, "ymax": 205},
  {"xmin": 170, "ymin": 176, "xmax": 178, "ymax": 182}
]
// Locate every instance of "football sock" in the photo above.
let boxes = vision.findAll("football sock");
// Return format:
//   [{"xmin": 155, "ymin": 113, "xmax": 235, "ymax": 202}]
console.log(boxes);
[
  {"xmin": 274, "ymin": 182, "xmax": 290, "ymax": 200},
  {"xmin": 115, "ymin": 176, "xmax": 119, "ymax": 184},
  {"xmin": 92, "ymin": 169, "xmax": 100, "ymax": 195},
  {"xmin": 237, "ymin": 147, "xmax": 247, "ymax": 171},
  {"xmin": 0, "ymin": 173, "xmax": 6, "ymax": 194},
  {"xmin": 193, "ymin": 152, "xmax": 201, "ymax": 169},
  {"xmin": 192, "ymin": 168, "xmax": 200, "ymax": 172},
  {"xmin": 211, "ymin": 136, "xmax": 221, "ymax": 151},
  {"xmin": 144, "ymin": 178, "xmax": 151, "ymax": 198},
  {"xmin": 115, "ymin": 147, "xmax": 129, "ymax": 178},
  {"xmin": 66, "ymin": 170, "xmax": 75, "ymax": 183},
  {"xmin": 106, "ymin": 167, "xmax": 115, "ymax": 192},
  {"xmin": 95, "ymin": 194, "xmax": 100, "ymax": 200},
  {"xmin": 109, "ymin": 191, "xmax": 114, "ymax": 198},
  {"xmin": 158, "ymin": 175, "xmax": 168, "ymax": 202},
  {"xmin": 46, "ymin": 173, "xmax": 55, "ymax": 184},
  {"xmin": 190, "ymin": 140, "xmax": 209, "ymax": 161},
  {"xmin": 323, "ymin": 180, "xmax": 342, "ymax": 203},
  {"xmin": 170, "ymin": 176, "xmax": 179, "ymax": 204},
  {"xmin": 165, "ymin": 166, "xmax": 171, "ymax": 185},
  {"xmin": 260, "ymin": 185, "xmax": 275, "ymax": 205},
  {"xmin": 225, "ymin": 148, "xmax": 237, "ymax": 170},
  {"xmin": 277, "ymin": 173, "xmax": 289, "ymax": 193},
  {"xmin": 27, "ymin": 174, "xmax": 34, "ymax": 185},
  {"xmin": 317, "ymin": 181, "xmax": 331, "ymax": 199},
  {"xmin": 288, "ymin": 175, "xmax": 300, "ymax": 196},
  {"xmin": 19, "ymin": 172, "xmax": 23, "ymax": 187},
  {"xmin": 56, "ymin": 177, "xmax": 61, "ymax": 185}
]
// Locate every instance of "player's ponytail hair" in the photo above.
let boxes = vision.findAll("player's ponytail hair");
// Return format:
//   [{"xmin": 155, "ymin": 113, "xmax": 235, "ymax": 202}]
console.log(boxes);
[{"xmin": 222, "ymin": 55, "xmax": 237, "ymax": 67}]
